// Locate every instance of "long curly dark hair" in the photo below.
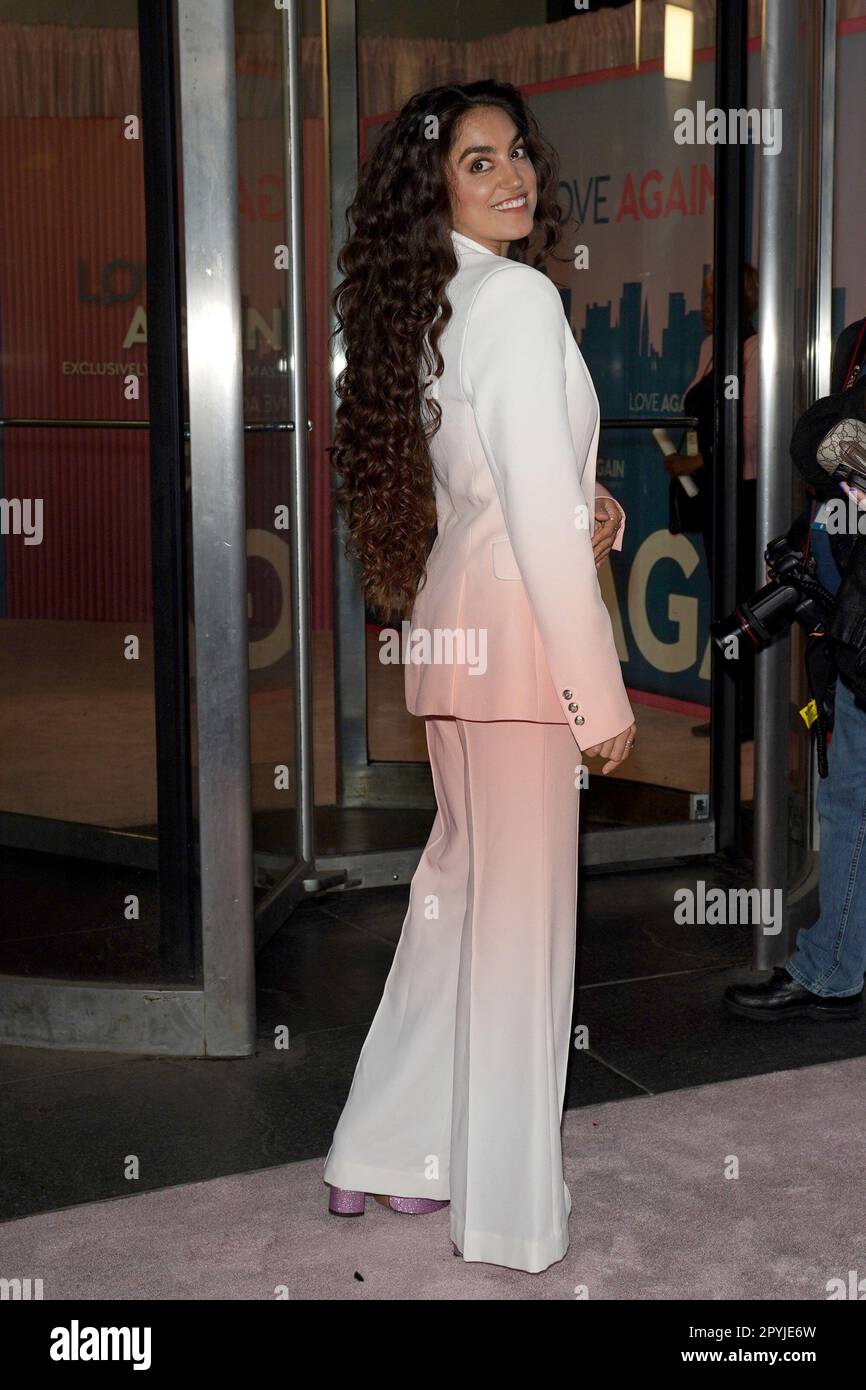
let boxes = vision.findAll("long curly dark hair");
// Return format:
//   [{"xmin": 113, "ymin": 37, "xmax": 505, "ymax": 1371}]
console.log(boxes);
[{"xmin": 328, "ymin": 79, "xmax": 564, "ymax": 619}]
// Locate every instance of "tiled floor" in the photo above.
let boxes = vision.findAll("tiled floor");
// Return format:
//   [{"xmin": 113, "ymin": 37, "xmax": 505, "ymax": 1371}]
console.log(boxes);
[{"xmin": 2, "ymin": 859, "xmax": 863, "ymax": 1225}]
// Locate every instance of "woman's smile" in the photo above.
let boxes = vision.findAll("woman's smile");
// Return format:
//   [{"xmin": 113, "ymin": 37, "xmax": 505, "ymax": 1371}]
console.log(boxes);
[{"xmin": 447, "ymin": 105, "xmax": 537, "ymax": 254}]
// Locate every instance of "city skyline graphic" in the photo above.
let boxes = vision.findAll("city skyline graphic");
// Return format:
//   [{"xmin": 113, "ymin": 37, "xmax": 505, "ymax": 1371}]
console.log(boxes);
[{"xmin": 561, "ymin": 277, "xmax": 850, "ymax": 420}]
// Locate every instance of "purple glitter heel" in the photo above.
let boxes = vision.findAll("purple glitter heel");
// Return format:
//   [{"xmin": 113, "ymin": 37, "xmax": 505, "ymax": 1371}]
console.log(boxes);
[
  {"xmin": 328, "ymin": 1186, "xmax": 365, "ymax": 1215},
  {"xmin": 384, "ymin": 1195, "xmax": 449, "ymax": 1214},
  {"xmin": 327, "ymin": 1185, "xmax": 449, "ymax": 1216}
]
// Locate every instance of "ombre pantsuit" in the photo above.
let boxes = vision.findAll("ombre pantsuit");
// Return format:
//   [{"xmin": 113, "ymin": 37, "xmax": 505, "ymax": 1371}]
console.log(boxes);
[
  {"xmin": 323, "ymin": 229, "xmax": 634, "ymax": 1273},
  {"xmin": 323, "ymin": 714, "xmax": 582, "ymax": 1273}
]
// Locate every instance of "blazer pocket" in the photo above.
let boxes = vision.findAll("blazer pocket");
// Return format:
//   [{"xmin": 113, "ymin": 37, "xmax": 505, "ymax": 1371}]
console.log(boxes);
[{"xmin": 491, "ymin": 537, "xmax": 521, "ymax": 581}]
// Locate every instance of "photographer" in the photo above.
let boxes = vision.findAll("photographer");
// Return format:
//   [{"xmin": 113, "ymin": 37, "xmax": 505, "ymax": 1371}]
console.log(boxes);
[{"xmin": 725, "ymin": 316, "xmax": 866, "ymax": 1021}]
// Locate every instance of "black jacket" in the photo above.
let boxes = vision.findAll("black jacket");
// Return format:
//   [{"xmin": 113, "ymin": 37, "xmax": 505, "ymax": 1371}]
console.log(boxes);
[
  {"xmin": 789, "ymin": 321, "xmax": 863, "ymax": 517},
  {"xmin": 788, "ymin": 317, "xmax": 866, "ymax": 701}
]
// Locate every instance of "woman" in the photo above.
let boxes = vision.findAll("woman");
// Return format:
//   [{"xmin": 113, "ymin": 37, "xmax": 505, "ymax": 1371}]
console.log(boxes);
[
  {"xmin": 666, "ymin": 265, "xmax": 759, "ymax": 574},
  {"xmin": 322, "ymin": 79, "xmax": 636, "ymax": 1275},
  {"xmin": 666, "ymin": 266, "xmax": 759, "ymax": 738}
]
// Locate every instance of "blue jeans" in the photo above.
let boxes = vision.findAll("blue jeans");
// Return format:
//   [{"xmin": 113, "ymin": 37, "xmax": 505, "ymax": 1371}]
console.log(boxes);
[{"xmin": 786, "ymin": 677, "xmax": 866, "ymax": 997}]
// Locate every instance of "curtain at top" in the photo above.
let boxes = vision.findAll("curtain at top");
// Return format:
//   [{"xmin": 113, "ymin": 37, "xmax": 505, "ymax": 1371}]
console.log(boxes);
[{"xmin": 4, "ymin": 0, "xmax": 865, "ymax": 121}]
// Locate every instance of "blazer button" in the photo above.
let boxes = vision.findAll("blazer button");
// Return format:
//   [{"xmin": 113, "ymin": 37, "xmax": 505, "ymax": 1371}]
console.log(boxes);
[
  {"xmin": 562, "ymin": 688, "xmax": 573, "ymax": 699},
  {"xmin": 568, "ymin": 703, "xmax": 579, "ymax": 713},
  {"xmin": 574, "ymin": 714, "xmax": 585, "ymax": 726}
]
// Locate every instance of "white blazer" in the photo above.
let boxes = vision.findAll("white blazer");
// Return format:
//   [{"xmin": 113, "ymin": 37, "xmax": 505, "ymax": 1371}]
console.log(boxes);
[{"xmin": 404, "ymin": 227, "xmax": 634, "ymax": 753}]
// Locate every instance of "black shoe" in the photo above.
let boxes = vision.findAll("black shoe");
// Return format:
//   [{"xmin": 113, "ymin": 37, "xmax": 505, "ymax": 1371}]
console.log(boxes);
[
  {"xmin": 691, "ymin": 721, "xmax": 711, "ymax": 738},
  {"xmin": 724, "ymin": 967, "xmax": 863, "ymax": 1021}
]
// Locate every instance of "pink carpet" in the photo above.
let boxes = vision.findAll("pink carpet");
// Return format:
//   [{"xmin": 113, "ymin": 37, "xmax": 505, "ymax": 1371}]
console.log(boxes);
[{"xmin": 2, "ymin": 1055, "xmax": 864, "ymax": 1300}]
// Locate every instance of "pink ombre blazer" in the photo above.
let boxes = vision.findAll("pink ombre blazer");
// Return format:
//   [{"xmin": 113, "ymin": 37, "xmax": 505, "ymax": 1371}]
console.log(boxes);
[{"xmin": 404, "ymin": 228, "xmax": 634, "ymax": 752}]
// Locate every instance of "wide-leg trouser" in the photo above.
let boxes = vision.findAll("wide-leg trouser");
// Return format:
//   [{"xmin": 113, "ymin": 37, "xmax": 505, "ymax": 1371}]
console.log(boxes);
[{"xmin": 322, "ymin": 715, "xmax": 582, "ymax": 1274}]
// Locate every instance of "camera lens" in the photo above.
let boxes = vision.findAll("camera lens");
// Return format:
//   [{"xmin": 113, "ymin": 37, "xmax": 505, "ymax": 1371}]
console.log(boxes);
[{"xmin": 710, "ymin": 581, "xmax": 804, "ymax": 654}]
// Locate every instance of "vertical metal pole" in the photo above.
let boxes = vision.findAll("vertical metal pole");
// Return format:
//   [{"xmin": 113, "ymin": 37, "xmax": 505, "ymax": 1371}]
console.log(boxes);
[
  {"xmin": 806, "ymin": 0, "xmax": 837, "ymax": 864},
  {"xmin": 138, "ymin": 0, "xmax": 196, "ymax": 977},
  {"xmin": 282, "ymin": 0, "xmax": 315, "ymax": 867},
  {"xmin": 710, "ymin": 0, "xmax": 747, "ymax": 855},
  {"xmin": 323, "ymin": 0, "xmax": 368, "ymax": 807},
  {"xmin": 816, "ymin": 3, "xmax": 837, "ymax": 402},
  {"xmin": 754, "ymin": 0, "xmax": 802, "ymax": 968},
  {"xmin": 177, "ymin": 0, "xmax": 256, "ymax": 1053}
]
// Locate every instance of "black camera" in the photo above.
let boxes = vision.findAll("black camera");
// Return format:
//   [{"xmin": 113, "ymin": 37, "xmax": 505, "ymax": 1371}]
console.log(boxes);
[{"xmin": 710, "ymin": 534, "xmax": 837, "ymax": 656}]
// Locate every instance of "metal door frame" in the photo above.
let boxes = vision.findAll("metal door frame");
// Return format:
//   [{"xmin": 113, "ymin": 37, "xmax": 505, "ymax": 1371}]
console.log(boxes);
[
  {"xmin": 751, "ymin": 0, "xmax": 837, "ymax": 962},
  {"xmin": 0, "ymin": 0, "xmax": 316, "ymax": 1052}
]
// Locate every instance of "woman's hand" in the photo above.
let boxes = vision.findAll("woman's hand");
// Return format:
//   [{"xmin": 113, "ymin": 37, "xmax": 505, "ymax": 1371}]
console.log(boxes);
[
  {"xmin": 592, "ymin": 497, "xmax": 623, "ymax": 568},
  {"xmin": 664, "ymin": 452, "xmax": 704, "ymax": 477},
  {"xmin": 583, "ymin": 721, "xmax": 638, "ymax": 776}
]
